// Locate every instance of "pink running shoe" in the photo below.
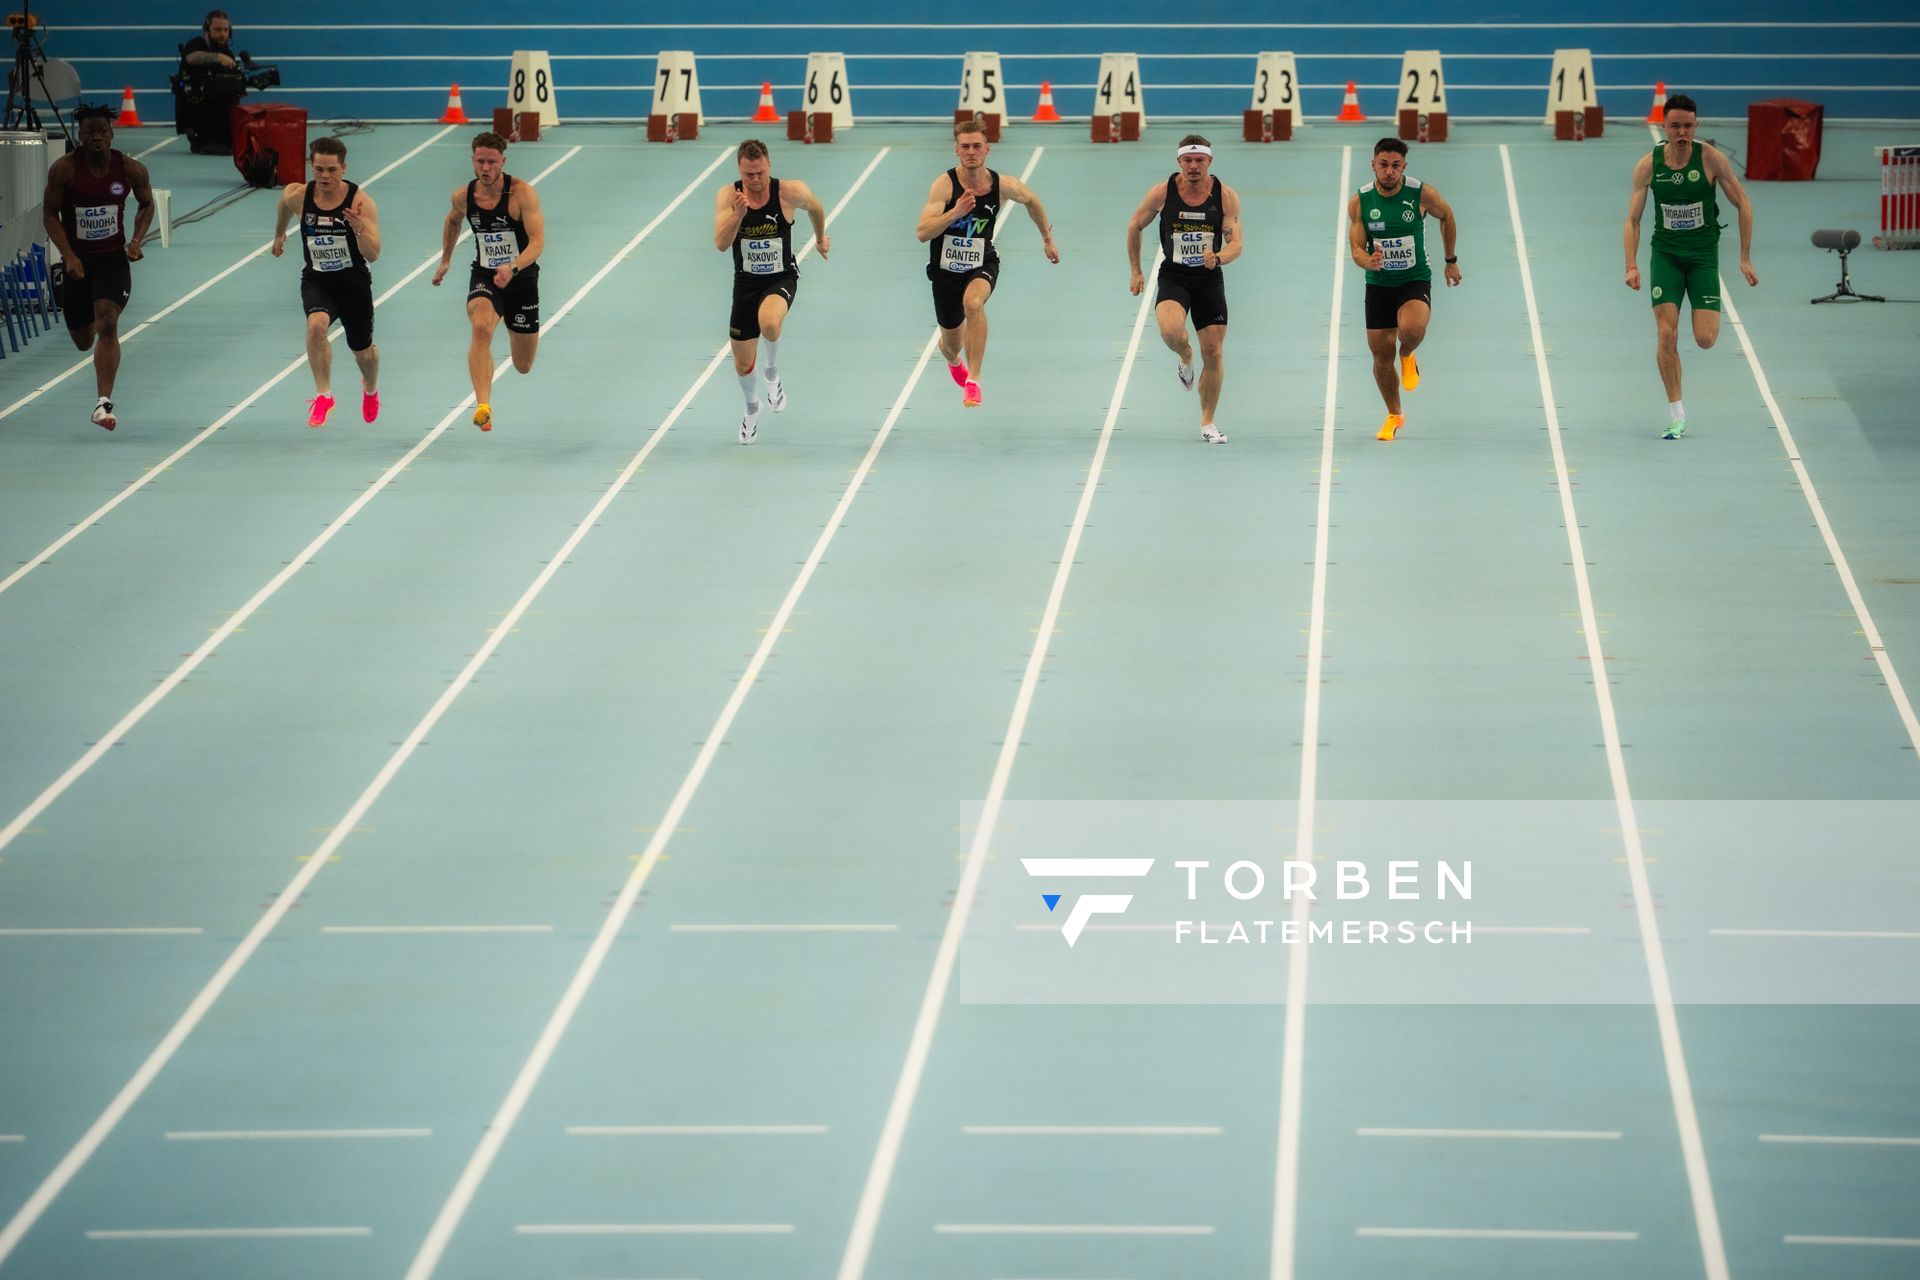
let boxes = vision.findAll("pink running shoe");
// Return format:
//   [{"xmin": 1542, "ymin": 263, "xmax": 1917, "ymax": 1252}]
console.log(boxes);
[
  {"xmin": 307, "ymin": 394, "xmax": 335, "ymax": 428},
  {"xmin": 948, "ymin": 362, "xmax": 968, "ymax": 388},
  {"xmin": 362, "ymin": 390, "xmax": 380, "ymax": 423},
  {"xmin": 962, "ymin": 380, "xmax": 982, "ymax": 408}
]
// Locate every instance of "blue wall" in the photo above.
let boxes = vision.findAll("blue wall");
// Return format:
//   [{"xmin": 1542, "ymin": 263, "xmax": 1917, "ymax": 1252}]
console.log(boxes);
[{"xmin": 51, "ymin": 3, "xmax": 1920, "ymax": 124}]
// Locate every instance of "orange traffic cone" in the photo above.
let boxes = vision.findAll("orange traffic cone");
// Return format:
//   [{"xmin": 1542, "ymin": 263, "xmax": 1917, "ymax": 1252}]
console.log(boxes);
[
  {"xmin": 1031, "ymin": 81, "xmax": 1062, "ymax": 123},
  {"xmin": 114, "ymin": 86, "xmax": 143, "ymax": 127},
  {"xmin": 439, "ymin": 84, "xmax": 469, "ymax": 125},
  {"xmin": 1336, "ymin": 81, "xmax": 1366, "ymax": 122},
  {"xmin": 751, "ymin": 82, "xmax": 780, "ymax": 123},
  {"xmin": 1645, "ymin": 80, "xmax": 1667, "ymax": 124}
]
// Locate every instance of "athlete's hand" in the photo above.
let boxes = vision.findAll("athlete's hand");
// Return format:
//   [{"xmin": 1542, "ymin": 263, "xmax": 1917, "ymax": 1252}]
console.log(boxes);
[
  {"xmin": 1444, "ymin": 261, "xmax": 1462, "ymax": 287},
  {"xmin": 431, "ymin": 262, "xmax": 448, "ymax": 287},
  {"xmin": 1625, "ymin": 266, "xmax": 1642, "ymax": 291},
  {"xmin": 1042, "ymin": 235, "xmax": 1059, "ymax": 265},
  {"xmin": 270, "ymin": 234, "xmax": 285, "ymax": 258},
  {"xmin": 816, "ymin": 233, "xmax": 830, "ymax": 260},
  {"xmin": 1739, "ymin": 257, "xmax": 1758, "ymax": 286},
  {"xmin": 124, "ymin": 237, "xmax": 144, "ymax": 263},
  {"xmin": 342, "ymin": 207, "xmax": 367, "ymax": 236},
  {"xmin": 61, "ymin": 255, "xmax": 84, "ymax": 280},
  {"xmin": 1202, "ymin": 247, "xmax": 1219, "ymax": 270},
  {"xmin": 729, "ymin": 189, "xmax": 749, "ymax": 214},
  {"xmin": 1128, "ymin": 269, "xmax": 1144, "ymax": 296},
  {"xmin": 1363, "ymin": 248, "xmax": 1383, "ymax": 270},
  {"xmin": 951, "ymin": 191, "xmax": 976, "ymax": 218}
]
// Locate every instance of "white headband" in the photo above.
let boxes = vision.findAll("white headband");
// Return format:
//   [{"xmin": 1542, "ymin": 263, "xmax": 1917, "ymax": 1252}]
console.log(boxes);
[{"xmin": 1176, "ymin": 144, "xmax": 1213, "ymax": 158}]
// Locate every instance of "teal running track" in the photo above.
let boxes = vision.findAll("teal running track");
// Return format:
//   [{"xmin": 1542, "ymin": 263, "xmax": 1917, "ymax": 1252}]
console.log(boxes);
[{"xmin": 1, "ymin": 118, "xmax": 1917, "ymax": 1280}]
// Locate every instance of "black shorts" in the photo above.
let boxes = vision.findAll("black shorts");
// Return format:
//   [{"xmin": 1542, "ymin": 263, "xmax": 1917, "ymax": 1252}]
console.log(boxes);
[
  {"xmin": 1365, "ymin": 279, "xmax": 1433, "ymax": 330},
  {"xmin": 1156, "ymin": 267, "xmax": 1228, "ymax": 329},
  {"xmin": 468, "ymin": 264, "xmax": 541, "ymax": 334},
  {"xmin": 60, "ymin": 251, "xmax": 132, "ymax": 330},
  {"xmin": 928, "ymin": 260, "xmax": 999, "ymax": 331},
  {"xmin": 729, "ymin": 271, "xmax": 798, "ymax": 341},
  {"xmin": 301, "ymin": 269, "xmax": 376, "ymax": 351}
]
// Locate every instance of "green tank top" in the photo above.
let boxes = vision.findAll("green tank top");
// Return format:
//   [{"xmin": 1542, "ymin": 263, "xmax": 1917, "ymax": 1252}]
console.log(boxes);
[
  {"xmin": 1649, "ymin": 141, "xmax": 1722, "ymax": 249},
  {"xmin": 1359, "ymin": 177, "xmax": 1429, "ymax": 287}
]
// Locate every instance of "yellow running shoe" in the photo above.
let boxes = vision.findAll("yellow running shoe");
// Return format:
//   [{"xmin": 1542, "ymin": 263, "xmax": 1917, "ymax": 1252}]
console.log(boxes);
[
  {"xmin": 1401, "ymin": 352, "xmax": 1420, "ymax": 391},
  {"xmin": 473, "ymin": 403, "xmax": 492, "ymax": 432},
  {"xmin": 1377, "ymin": 413, "xmax": 1405, "ymax": 442}
]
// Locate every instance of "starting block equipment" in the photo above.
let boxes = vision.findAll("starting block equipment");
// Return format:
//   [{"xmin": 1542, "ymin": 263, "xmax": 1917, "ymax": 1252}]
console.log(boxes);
[
  {"xmin": 787, "ymin": 110, "xmax": 833, "ymax": 144},
  {"xmin": 804, "ymin": 52, "xmax": 853, "ymax": 129},
  {"xmin": 645, "ymin": 113, "xmax": 698, "ymax": 142},
  {"xmin": 649, "ymin": 50, "xmax": 703, "ymax": 127},
  {"xmin": 958, "ymin": 51, "xmax": 1007, "ymax": 122},
  {"xmin": 1251, "ymin": 52, "xmax": 1303, "ymax": 129},
  {"xmin": 1092, "ymin": 53, "xmax": 1145, "ymax": 128},
  {"xmin": 1091, "ymin": 112, "xmax": 1141, "ymax": 143},
  {"xmin": 506, "ymin": 50, "xmax": 557, "ymax": 128},
  {"xmin": 1242, "ymin": 109, "xmax": 1293, "ymax": 142},
  {"xmin": 1553, "ymin": 106, "xmax": 1605, "ymax": 140},
  {"xmin": 1546, "ymin": 48, "xmax": 1598, "ymax": 125},
  {"xmin": 491, "ymin": 108, "xmax": 540, "ymax": 141},
  {"xmin": 1395, "ymin": 50, "xmax": 1448, "ymax": 142}
]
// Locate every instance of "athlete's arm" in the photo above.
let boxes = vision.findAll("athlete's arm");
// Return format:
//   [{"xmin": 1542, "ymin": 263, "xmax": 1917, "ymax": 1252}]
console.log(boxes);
[
  {"xmin": 347, "ymin": 191, "xmax": 381, "ymax": 264},
  {"xmin": 1623, "ymin": 153, "xmax": 1653, "ymax": 290},
  {"xmin": 784, "ymin": 178, "xmax": 830, "ymax": 260},
  {"xmin": 1421, "ymin": 183, "xmax": 1462, "ymax": 286},
  {"xmin": 1212, "ymin": 184, "xmax": 1243, "ymax": 269},
  {"xmin": 1347, "ymin": 193, "xmax": 1380, "ymax": 270},
  {"xmin": 511, "ymin": 182, "xmax": 545, "ymax": 273},
  {"xmin": 41, "ymin": 157, "xmax": 83, "ymax": 277},
  {"xmin": 915, "ymin": 176, "xmax": 963, "ymax": 243},
  {"xmin": 1125, "ymin": 182, "xmax": 1166, "ymax": 294},
  {"xmin": 1001, "ymin": 176, "xmax": 1059, "ymax": 264},
  {"xmin": 714, "ymin": 183, "xmax": 748, "ymax": 251},
  {"xmin": 1705, "ymin": 146, "xmax": 1758, "ymax": 286},
  {"xmin": 124, "ymin": 158, "xmax": 156, "ymax": 262},
  {"xmin": 270, "ymin": 182, "xmax": 302, "ymax": 257},
  {"xmin": 431, "ymin": 186, "xmax": 463, "ymax": 286}
]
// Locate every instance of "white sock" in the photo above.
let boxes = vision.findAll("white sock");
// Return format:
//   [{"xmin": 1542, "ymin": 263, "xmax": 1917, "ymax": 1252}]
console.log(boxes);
[
  {"xmin": 1669, "ymin": 399, "xmax": 1685, "ymax": 421},
  {"xmin": 96, "ymin": 394, "xmax": 112, "ymax": 405},
  {"xmin": 760, "ymin": 337, "xmax": 780, "ymax": 380},
  {"xmin": 738, "ymin": 371, "xmax": 760, "ymax": 415}
]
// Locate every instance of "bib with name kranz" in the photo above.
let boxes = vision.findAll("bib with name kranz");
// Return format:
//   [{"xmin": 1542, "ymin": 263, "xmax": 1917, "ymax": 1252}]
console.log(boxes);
[
  {"xmin": 1375, "ymin": 235, "xmax": 1416, "ymax": 271},
  {"xmin": 941, "ymin": 235, "xmax": 984, "ymax": 273},
  {"xmin": 477, "ymin": 229, "xmax": 516, "ymax": 269},
  {"xmin": 742, "ymin": 237, "xmax": 785, "ymax": 275},
  {"xmin": 77, "ymin": 205, "xmax": 117, "ymax": 241},
  {"xmin": 1660, "ymin": 201, "xmax": 1706, "ymax": 232}
]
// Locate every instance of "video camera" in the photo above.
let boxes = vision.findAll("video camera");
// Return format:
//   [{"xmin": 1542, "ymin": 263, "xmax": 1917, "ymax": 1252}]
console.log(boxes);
[
  {"xmin": 237, "ymin": 51, "xmax": 279, "ymax": 92},
  {"xmin": 180, "ymin": 51, "xmax": 278, "ymax": 101}
]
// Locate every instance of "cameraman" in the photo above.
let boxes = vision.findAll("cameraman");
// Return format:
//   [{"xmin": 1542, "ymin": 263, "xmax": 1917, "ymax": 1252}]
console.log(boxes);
[{"xmin": 176, "ymin": 9, "xmax": 242, "ymax": 154}]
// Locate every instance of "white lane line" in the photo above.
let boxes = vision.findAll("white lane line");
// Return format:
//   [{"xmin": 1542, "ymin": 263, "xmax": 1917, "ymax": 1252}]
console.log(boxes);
[
  {"xmin": 1785, "ymin": 1235, "xmax": 1920, "ymax": 1247},
  {"xmin": 667, "ymin": 923, "xmax": 897, "ymax": 934},
  {"xmin": 1501, "ymin": 142, "xmax": 1728, "ymax": 1280},
  {"xmin": 87, "ymin": 1226, "xmax": 371, "ymax": 1239},
  {"xmin": 1357, "ymin": 1127, "xmax": 1623, "ymax": 1141},
  {"xmin": 0, "ymin": 927, "xmax": 202, "ymax": 936},
  {"xmin": 1761, "ymin": 1134, "xmax": 1920, "ymax": 1146},
  {"xmin": 565, "ymin": 1125, "xmax": 827, "ymax": 1136},
  {"xmin": 833, "ymin": 202, "xmax": 1147, "ymax": 1280},
  {"xmin": 1357, "ymin": 1227, "xmax": 1638, "ymax": 1242},
  {"xmin": 516, "ymin": 1224, "xmax": 793, "ymax": 1236},
  {"xmin": 1720, "ymin": 287, "xmax": 1920, "ymax": 757},
  {"xmin": 0, "ymin": 125, "xmax": 455, "ymax": 424},
  {"xmin": 131, "ymin": 135, "xmax": 178, "ymax": 160},
  {"xmin": 164, "ymin": 1129, "xmax": 432, "ymax": 1141},
  {"xmin": 963, "ymin": 1126, "xmax": 1221, "ymax": 1137},
  {"xmin": 0, "ymin": 1137, "xmax": 21, "ymax": 1144},
  {"xmin": 0, "ymin": 142, "xmax": 581, "ymax": 602},
  {"xmin": 1013, "ymin": 922, "xmax": 1173, "ymax": 933},
  {"xmin": 321, "ymin": 924, "xmax": 554, "ymax": 935},
  {"xmin": 1711, "ymin": 929, "xmax": 1920, "ymax": 940},
  {"xmin": 0, "ymin": 146, "xmax": 741, "ymax": 1274},
  {"xmin": 936, "ymin": 1225, "xmax": 1213, "ymax": 1237},
  {"xmin": 1270, "ymin": 144, "xmax": 1351, "ymax": 1280},
  {"xmin": 397, "ymin": 146, "xmax": 896, "ymax": 1280},
  {"xmin": 1472, "ymin": 926, "xmax": 1593, "ymax": 935}
]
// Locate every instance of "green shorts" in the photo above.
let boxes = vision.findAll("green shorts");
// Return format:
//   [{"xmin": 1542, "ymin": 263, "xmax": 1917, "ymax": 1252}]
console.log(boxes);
[{"xmin": 1649, "ymin": 241, "xmax": 1721, "ymax": 313}]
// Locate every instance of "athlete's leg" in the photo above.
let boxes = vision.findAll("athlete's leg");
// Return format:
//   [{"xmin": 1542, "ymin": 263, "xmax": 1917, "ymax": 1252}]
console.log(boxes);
[
  {"xmin": 1155, "ymin": 300, "xmax": 1194, "ymax": 364},
  {"xmin": 961, "ymin": 277, "xmax": 992, "ymax": 378},
  {"xmin": 731, "ymin": 338, "xmax": 757, "ymax": 378},
  {"xmin": 1690, "ymin": 308, "xmax": 1720, "ymax": 350},
  {"xmin": 90, "ymin": 298, "xmax": 123, "ymax": 399},
  {"xmin": 468, "ymin": 298, "xmax": 501, "ymax": 403},
  {"xmin": 1196, "ymin": 323, "xmax": 1226, "ymax": 425},
  {"xmin": 1367, "ymin": 326, "xmax": 1401, "ymax": 416},
  {"xmin": 1653, "ymin": 302, "xmax": 1683, "ymax": 401},
  {"xmin": 1395, "ymin": 299, "xmax": 1431, "ymax": 357},
  {"xmin": 757, "ymin": 293, "xmax": 789, "ymax": 344},
  {"xmin": 351, "ymin": 343, "xmax": 379, "ymax": 392},
  {"xmin": 305, "ymin": 310, "xmax": 334, "ymax": 395},
  {"xmin": 508, "ymin": 332, "xmax": 538, "ymax": 375},
  {"xmin": 937, "ymin": 324, "xmax": 964, "ymax": 366}
]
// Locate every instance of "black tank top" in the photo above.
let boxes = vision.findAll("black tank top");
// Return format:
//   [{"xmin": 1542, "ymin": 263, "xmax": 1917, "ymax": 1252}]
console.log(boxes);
[
  {"xmin": 732, "ymin": 177, "xmax": 796, "ymax": 281},
  {"xmin": 1158, "ymin": 175, "xmax": 1225, "ymax": 278},
  {"xmin": 467, "ymin": 176, "xmax": 532, "ymax": 274},
  {"xmin": 928, "ymin": 168, "xmax": 1000, "ymax": 275},
  {"xmin": 300, "ymin": 180, "xmax": 368, "ymax": 278},
  {"xmin": 60, "ymin": 150, "xmax": 130, "ymax": 257}
]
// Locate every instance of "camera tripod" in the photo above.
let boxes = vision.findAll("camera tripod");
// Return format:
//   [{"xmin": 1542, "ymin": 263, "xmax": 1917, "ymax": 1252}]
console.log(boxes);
[{"xmin": 5, "ymin": 0, "xmax": 73, "ymax": 143}]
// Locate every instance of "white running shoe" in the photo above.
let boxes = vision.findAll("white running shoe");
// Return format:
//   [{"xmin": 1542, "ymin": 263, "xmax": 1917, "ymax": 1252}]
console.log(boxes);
[
  {"xmin": 90, "ymin": 398, "xmax": 117, "ymax": 431},
  {"xmin": 740, "ymin": 413, "xmax": 759, "ymax": 445},
  {"xmin": 1177, "ymin": 361, "xmax": 1195, "ymax": 391},
  {"xmin": 1201, "ymin": 423, "xmax": 1228, "ymax": 444},
  {"xmin": 765, "ymin": 375, "xmax": 786, "ymax": 413}
]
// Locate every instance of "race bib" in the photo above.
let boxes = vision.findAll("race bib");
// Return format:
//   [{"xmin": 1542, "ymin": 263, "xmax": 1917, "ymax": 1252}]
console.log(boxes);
[
  {"xmin": 742, "ymin": 236, "xmax": 784, "ymax": 275},
  {"xmin": 940, "ymin": 235, "xmax": 984, "ymax": 273},
  {"xmin": 1660, "ymin": 201, "xmax": 1705, "ymax": 232},
  {"xmin": 1375, "ymin": 235, "xmax": 1416, "ymax": 271},
  {"xmin": 76, "ymin": 204, "xmax": 117, "ymax": 241},
  {"xmin": 477, "ymin": 229, "xmax": 516, "ymax": 268},
  {"xmin": 306, "ymin": 233, "xmax": 351, "ymax": 272},
  {"xmin": 1174, "ymin": 229, "xmax": 1213, "ymax": 268}
]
